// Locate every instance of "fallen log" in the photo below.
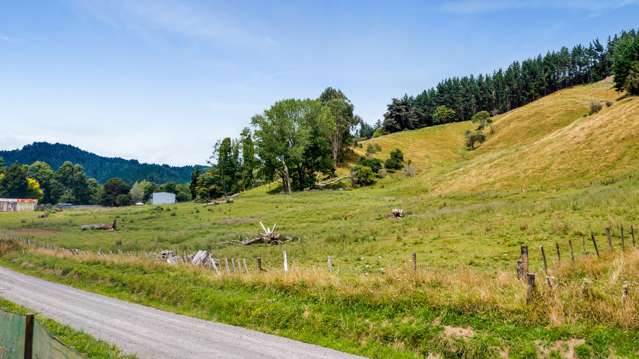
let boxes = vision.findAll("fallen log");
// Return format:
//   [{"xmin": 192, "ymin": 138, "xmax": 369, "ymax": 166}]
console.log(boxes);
[
  {"xmin": 243, "ymin": 222, "xmax": 283, "ymax": 245},
  {"xmin": 81, "ymin": 219, "xmax": 117, "ymax": 231}
]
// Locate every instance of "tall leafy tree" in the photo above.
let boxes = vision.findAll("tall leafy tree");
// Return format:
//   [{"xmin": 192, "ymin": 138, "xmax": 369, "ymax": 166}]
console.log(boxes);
[
  {"xmin": 99, "ymin": 178, "xmax": 131, "ymax": 207},
  {"xmin": 27, "ymin": 161, "xmax": 61, "ymax": 204},
  {"xmin": 252, "ymin": 98, "xmax": 333, "ymax": 193},
  {"xmin": 319, "ymin": 87, "xmax": 358, "ymax": 163},
  {"xmin": 240, "ymin": 128, "xmax": 256, "ymax": 190}
]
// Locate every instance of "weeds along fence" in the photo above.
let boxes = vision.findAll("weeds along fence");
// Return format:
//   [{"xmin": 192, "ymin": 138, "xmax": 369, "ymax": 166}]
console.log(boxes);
[
  {"xmin": 1, "ymin": 223, "xmax": 637, "ymax": 306},
  {"xmin": 0, "ymin": 310, "xmax": 85, "ymax": 359}
]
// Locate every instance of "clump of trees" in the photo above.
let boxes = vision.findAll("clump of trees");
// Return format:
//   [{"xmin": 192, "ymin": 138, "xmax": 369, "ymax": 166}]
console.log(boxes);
[
  {"xmin": 464, "ymin": 111, "xmax": 493, "ymax": 150},
  {"xmin": 192, "ymin": 87, "xmax": 364, "ymax": 197},
  {"xmin": 382, "ymin": 29, "xmax": 639, "ymax": 134},
  {"xmin": 612, "ymin": 31, "xmax": 639, "ymax": 95},
  {"xmin": 0, "ymin": 157, "xmax": 192, "ymax": 207},
  {"xmin": 350, "ymin": 148, "xmax": 406, "ymax": 187}
]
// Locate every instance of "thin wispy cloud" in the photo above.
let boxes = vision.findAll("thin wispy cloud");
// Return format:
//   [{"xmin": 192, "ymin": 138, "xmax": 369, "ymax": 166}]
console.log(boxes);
[
  {"xmin": 68, "ymin": 0, "xmax": 275, "ymax": 48},
  {"xmin": 0, "ymin": 33, "xmax": 19, "ymax": 43},
  {"xmin": 441, "ymin": 0, "xmax": 639, "ymax": 14}
]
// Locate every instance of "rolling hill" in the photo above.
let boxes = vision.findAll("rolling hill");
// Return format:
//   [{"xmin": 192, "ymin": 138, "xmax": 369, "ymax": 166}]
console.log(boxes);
[
  {"xmin": 0, "ymin": 142, "xmax": 201, "ymax": 184},
  {"xmin": 360, "ymin": 77, "xmax": 638, "ymax": 194}
]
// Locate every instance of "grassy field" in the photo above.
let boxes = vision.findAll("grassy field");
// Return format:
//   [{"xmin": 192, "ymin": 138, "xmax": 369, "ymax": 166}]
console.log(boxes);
[{"xmin": 1, "ymin": 78, "xmax": 639, "ymax": 357}]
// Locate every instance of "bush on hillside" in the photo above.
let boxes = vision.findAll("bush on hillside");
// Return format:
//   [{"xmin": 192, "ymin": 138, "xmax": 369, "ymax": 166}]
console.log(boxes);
[
  {"xmin": 365, "ymin": 143, "xmax": 382, "ymax": 155},
  {"xmin": 357, "ymin": 156, "xmax": 383, "ymax": 174},
  {"xmin": 589, "ymin": 101, "xmax": 603, "ymax": 115},
  {"xmin": 605, "ymin": 100, "xmax": 614, "ymax": 107},
  {"xmin": 350, "ymin": 165, "xmax": 376, "ymax": 187},
  {"xmin": 464, "ymin": 130, "xmax": 486, "ymax": 150},
  {"xmin": 384, "ymin": 149, "xmax": 405, "ymax": 171}
]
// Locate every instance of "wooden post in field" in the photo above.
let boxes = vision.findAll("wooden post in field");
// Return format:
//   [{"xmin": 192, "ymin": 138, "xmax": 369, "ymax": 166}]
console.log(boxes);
[
  {"xmin": 231, "ymin": 258, "xmax": 236, "ymax": 272},
  {"xmin": 540, "ymin": 245, "xmax": 548, "ymax": 275},
  {"xmin": 224, "ymin": 258, "xmax": 230, "ymax": 273},
  {"xmin": 631, "ymin": 225, "xmax": 636, "ymax": 247},
  {"xmin": 555, "ymin": 242, "xmax": 561, "ymax": 262},
  {"xmin": 411, "ymin": 252, "xmax": 417, "ymax": 272},
  {"xmin": 620, "ymin": 225, "xmax": 625, "ymax": 251},
  {"xmin": 606, "ymin": 227, "xmax": 613, "ymax": 251},
  {"xmin": 521, "ymin": 245, "xmax": 529, "ymax": 276},
  {"xmin": 568, "ymin": 240, "xmax": 575, "ymax": 264},
  {"xmin": 243, "ymin": 259, "xmax": 248, "ymax": 273},
  {"xmin": 256, "ymin": 257, "xmax": 263, "ymax": 272},
  {"xmin": 24, "ymin": 313, "xmax": 34, "ymax": 359},
  {"xmin": 211, "ymin": 258, "xmax": 220, "ymax": 274},
  {"xmin": 591, "ymin": 232, "xmax": 600, "ymax": 258},
  {"xmin": 327, "ymin": 256, "xmax": 333, "ymax": 273},
  {"xmin": 622, "ymin": 281, "xmax": 630, "ymax": 307},
  {"xmin": 516, "ymin": 259, "xmax": 523, "ymax": 280},
  {"xmin": 283, "ymin": 251, "xmax": 288, "ymax": 272},
  {"xmin": 526, "ymin": 273, "xmax": 536, "ymax": 304}
]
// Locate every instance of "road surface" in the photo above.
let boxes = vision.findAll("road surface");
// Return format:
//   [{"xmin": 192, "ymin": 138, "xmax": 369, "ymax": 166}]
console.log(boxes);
[{"xmin": 0, "ymin": 266, "xmax": 365, "ymax": 359}]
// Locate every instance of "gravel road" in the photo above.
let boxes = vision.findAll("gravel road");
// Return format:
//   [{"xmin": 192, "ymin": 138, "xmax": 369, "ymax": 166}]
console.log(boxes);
[{"xmin": 0, "ymin": 266, "xmax": 365, "ymax": 359}]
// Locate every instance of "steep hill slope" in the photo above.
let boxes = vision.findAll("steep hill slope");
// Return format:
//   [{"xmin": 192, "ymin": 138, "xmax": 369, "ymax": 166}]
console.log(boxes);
[
  {"xmin": 360, "ymin": 78, "xmax": 636, "ymax": 194},
  {"xmin": 0, "ymin": 142, "xmax": 199, "ymax": 184}
]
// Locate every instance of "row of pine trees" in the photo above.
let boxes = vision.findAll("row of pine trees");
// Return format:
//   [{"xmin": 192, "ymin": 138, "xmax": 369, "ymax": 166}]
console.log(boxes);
[{"xmin": 381, "ymin": 29, "xmax": 639, "ymax": 133}]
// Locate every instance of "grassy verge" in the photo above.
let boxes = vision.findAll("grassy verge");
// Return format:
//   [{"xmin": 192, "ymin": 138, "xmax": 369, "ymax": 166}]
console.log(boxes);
[
  {"xmin": 0, "ymin": 297, "xmax": 134, "ymax": 358},
  {"xmin": 1, "ymin": 245, "xmax": 637, "ymax": 358}
]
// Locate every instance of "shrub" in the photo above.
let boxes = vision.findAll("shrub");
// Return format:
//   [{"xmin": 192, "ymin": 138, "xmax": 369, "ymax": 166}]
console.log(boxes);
[
  {"xmin": 464, "ymin": 130, "xmax": 486, "ymax": 150},
  {"xmin": 365, "ymin": 143, "xmax": 382, "ymax": 155},
  {"xmin": 384, "ymin": 149, "xmax": 405, "ymax": 171},
  {"xmin": 372, "ymin": 128, "xmax": 384, "ymax": 138},
  {"xmin": 357, "ymin": 157, "xmax": 383, "ymax": 173},
  {"xmin": 589, "ymin": 101, "xmax": 602, "ymax": 115},
  {"xmin": 605, "ymin": 101, "xmax": 614, "ymax": 107},
  {"xmin": 350, "ymin": 165, "xmax": 376, "ymax": 187}
]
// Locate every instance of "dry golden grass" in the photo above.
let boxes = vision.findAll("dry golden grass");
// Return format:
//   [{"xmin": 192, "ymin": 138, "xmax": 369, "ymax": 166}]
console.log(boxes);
[
  {"xmin": 25, "ymin": 244, "xmax": 639, "ymax": 329},
  {"xmin": 437, "ymin": 79, "xmax": 639, "ymax": 193}
]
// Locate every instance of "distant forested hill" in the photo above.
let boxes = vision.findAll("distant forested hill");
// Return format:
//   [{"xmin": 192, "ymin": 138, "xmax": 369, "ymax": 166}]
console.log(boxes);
[{"xmin": 0, "ymin": 142, "xmax": 201, "ymax": 184}]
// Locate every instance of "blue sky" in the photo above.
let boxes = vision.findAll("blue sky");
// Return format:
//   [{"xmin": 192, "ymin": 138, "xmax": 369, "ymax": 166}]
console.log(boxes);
[{"xmin": 1, "ymin": 0, "xmax": 638, "ymax": 165}]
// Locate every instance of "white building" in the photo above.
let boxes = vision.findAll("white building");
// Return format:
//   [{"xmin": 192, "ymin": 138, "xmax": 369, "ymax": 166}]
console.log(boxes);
[
  {"xmin": 151, "ymin": 192, "xmax": 176, "ymax": 205},
  {"xmin": 0, "ymin": 198, "xmax": 38, "ymax": 212}
]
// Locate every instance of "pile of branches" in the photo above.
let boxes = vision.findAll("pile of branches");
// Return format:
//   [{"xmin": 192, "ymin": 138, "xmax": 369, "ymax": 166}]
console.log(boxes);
[
  {"xmin": 242, "ymin": 222, "xmax": 284, "ymax": 245},
  {"xmin": 391, "ymin": 208, "xmax": 405, "ymax": 218}
]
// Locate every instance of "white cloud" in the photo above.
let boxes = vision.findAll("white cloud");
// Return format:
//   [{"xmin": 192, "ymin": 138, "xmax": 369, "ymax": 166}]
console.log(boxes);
[
  {"xmin": 0, "ymin": 33, "xmax": 19, "ymax": 42},
  {"xmin": 68, "ymin": 0, "xmax": 275, "ymax": 48},
  {"xmin": 440, "ymin": 0, "xmax": 639, "ymax": 14}
]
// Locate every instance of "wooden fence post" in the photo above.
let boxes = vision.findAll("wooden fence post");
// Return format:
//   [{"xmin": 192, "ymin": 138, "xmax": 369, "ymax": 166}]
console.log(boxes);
[
  {"xmin": 568, "ymin": 240, "xmax": 575, "ymax": 264},
  {"xmin": 283, "ymin": 251, "xmax": 288, "ymax": 272},
  {"xmin": 243, "ymin": 259, "xmax": 248, "ymax": 273},
  {"xmin": 555, "ymin": 242, "xmax": 561, "ymax": 262},
  {"xmin": 516, "ymin": 259, "xmax": 523, "ymax": 280},
  {"xmin": 256, "ymin": 257, "xmax": 263, "ymax": 272},
  {"xmin": 411, "ymin": 252, "xmax": 417, "ymax": 272},
  {"xmin": 632, "ymin": 225, "xmax": 636, "ymax": 247},
  {"xmin": 606, "ymin": 227, "xmax": 613, "ymax": 251},
  {"xmin": 622, "ymin": 281, "xmax": 630, "ymax": 307},
  {"xmin": 591, "ymin": 232, "xmax": 600, "ymax": 258},
  {"xmin": 540, "ymin": 245, "xmax": 548, "ymax": 275},
  {"xmin": 526, "ymin": 273, "xmax": 536, "ymax": 304},
  {"xmin": 224, "ymin": 258, "xmax": 230, "ymax": 273},
  {"xmin": 620, "ymin": 225, "xmax": 625, "ymax": 251},
  {"xmin": 521, "ymin": 245, "xmax": 529, "ymax": 276},
  {"xmin": 231, "ymin": 258, "xmax": 236, "ymax": 273},
  {"xmin": 327, "ymin": 256, "xmax": 333, "ymax": 273},
  {"xmin": 24, "ymin": 313, "xmax": 34, "ymax": 359}
]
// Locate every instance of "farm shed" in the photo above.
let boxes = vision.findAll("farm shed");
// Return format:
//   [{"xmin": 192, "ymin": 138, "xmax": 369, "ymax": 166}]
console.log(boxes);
[
  {"xmin": 0, "ymin": 198, "xmax": 38, "ymax": 212},
  {"xmin": 151, "ymin": 192, "xmax": 176, "ymax": 205}
]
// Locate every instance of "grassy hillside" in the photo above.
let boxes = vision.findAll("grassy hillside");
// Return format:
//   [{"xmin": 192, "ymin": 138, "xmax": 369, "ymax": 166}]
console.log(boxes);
[{"xmin": 1, "ymin": 79, "xmax": 639, "ymax": 357}]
